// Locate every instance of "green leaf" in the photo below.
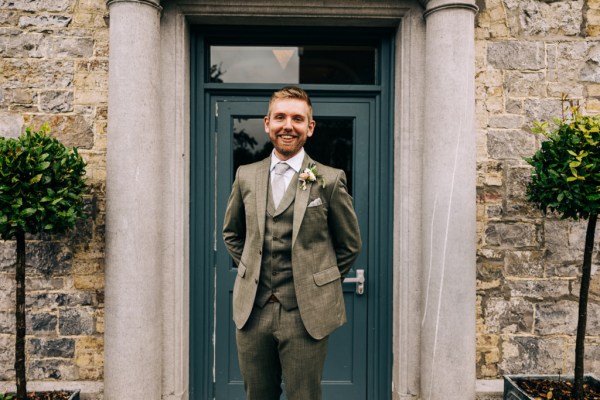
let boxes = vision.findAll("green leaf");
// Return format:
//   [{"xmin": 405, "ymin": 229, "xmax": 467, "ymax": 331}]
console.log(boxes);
[
  {"xmin": 36, "ymin": 161, "xmax": 51, "ymax": 171},
  {"xmin": 29, "ymin": 174, "xmax": 42, "ymax": 184},
  {"xmin": 21, "ymin": 208, "xmax": 36, "ymax": 217}
]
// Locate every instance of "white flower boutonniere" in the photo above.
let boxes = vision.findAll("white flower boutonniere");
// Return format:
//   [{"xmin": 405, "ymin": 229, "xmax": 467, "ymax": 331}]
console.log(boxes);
[{"xmin": 298, "ymin": 163, "xmax": 325, "ymax": 191}]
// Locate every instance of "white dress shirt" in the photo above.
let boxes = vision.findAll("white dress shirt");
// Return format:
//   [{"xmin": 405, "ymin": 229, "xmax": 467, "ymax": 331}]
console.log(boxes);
[{"xmin": 270, "ymin": 148, "xmax": 305, "ymax": 192}]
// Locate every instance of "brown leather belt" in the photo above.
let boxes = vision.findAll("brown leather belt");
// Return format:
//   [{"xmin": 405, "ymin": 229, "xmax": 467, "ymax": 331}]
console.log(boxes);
[{"xmin": 268, "ymin": 294, "xmax": 279, "ymax": 303}]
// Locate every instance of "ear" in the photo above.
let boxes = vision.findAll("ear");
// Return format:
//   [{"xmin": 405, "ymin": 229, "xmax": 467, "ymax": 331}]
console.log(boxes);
[
  {"xmin": 307, "ymin": 120, "xmax": 316, "ymax": 137},
  {"xmin": 264, "ymin": 115, "xmax": 270, "ymax": 133}
]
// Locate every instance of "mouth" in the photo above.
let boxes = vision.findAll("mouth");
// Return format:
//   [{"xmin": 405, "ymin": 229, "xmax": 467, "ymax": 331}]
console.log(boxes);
[{"xmin": 278, "ymin": 134, "xmax": 297, "ymax": 139}]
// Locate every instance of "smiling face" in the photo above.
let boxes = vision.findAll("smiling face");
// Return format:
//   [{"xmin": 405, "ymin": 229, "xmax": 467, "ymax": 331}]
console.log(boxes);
[{"xmin": 264, "ymin": 98, "xmax": 315, "ymax": 161}]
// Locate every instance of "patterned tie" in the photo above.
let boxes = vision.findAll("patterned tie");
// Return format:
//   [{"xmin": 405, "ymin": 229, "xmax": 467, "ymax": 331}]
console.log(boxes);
[{"xmin": 272, "ymin": 162, "xmax": 291, "ymax": 209}]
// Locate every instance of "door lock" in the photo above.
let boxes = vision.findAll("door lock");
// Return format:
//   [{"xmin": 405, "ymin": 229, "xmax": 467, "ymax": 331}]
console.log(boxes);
[{"xmin": 343, "ymin": 269, "xmax": 365, "ymax": 295}]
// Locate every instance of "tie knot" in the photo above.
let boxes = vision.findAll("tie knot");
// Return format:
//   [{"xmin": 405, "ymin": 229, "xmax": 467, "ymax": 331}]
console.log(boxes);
[{"xmin": 274, "ymin": 162, "xmax": 290, "ymax": 175}]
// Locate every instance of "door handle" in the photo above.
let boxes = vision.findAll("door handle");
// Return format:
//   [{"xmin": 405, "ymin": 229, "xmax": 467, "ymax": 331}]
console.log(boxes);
[{"xmin": 343, "ymin": 269, "xmax": 365, "ymax": 295}]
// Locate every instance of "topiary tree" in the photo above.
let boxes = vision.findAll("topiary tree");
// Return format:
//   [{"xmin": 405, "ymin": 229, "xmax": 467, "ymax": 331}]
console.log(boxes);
[
  {"xmin": 0, "ymin": 125, "xmax": 88, "ymax": 400},
  {"xmin": 525, "ymin": 95, "xmax": 600, "ymax": 400}
]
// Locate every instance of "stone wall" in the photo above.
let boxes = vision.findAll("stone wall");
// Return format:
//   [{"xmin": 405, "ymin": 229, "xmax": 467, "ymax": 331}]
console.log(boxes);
[
  {"xmin": 0, "ymin": 0, "xmax": 107, "ymax": 397},
  {"xmin": 2, "ymin": 0, "xmax": 600, "ymax": 396},
  {"xmin": 476, "ymin": 0, "xmax": 600, "ymax": 380}
]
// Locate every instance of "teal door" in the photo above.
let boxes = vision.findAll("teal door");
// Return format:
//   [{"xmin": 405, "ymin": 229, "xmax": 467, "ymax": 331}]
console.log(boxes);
[
  {"xmin": 213, "ymin": 97, "xmax": 371, "ymax": 400},
  {"xmin": 189, "ymin": 27, "xmax": 393, "ymax": 400}
]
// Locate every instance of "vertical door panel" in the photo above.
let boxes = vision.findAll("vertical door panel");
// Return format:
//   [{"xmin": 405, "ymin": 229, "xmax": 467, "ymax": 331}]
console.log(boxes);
[{"xmin": 213, "ymin": 97, "xmax": 372, "ymax": 399}]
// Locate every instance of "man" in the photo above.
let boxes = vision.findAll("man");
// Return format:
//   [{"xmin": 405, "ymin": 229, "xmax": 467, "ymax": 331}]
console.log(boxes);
[{"xmin": 222, "ymin": 86, "xmax": 362, "ymax": 400}]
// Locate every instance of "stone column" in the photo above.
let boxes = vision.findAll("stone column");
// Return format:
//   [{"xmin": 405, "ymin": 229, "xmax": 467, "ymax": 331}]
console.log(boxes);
[
  {"xmin": 420, "ymin": 1, "xmax": 478, "ymax": 399},
  {"xmin": 105, "ymin": 0, "xmax": 163, "ymax": 398}
]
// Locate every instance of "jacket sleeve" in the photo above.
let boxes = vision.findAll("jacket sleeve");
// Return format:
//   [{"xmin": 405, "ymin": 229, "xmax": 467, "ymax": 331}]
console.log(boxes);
[
  {"xmin": 327, "ymin": 170, "xmax": 362, "ymax": 277},
  {"xmin": 222, "ymin": 168, "xmax": 246, "ymax": 266}
]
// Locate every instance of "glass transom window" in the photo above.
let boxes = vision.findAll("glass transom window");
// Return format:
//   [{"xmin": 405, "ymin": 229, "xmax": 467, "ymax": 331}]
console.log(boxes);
[{"xmin": 209, "ymin": 45, "xmax": 377, "ymax": 84}]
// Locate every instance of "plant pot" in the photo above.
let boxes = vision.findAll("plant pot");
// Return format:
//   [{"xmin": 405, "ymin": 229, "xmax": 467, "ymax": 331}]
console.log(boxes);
[
  {"xmin": 3, "ymin": 390, "xmax": 81, "ymax": 400},
  {"xmin": 504, "ymin": 375, "xmax": 600, "ymax": 399},
  {"xmin": 68, "ymin": 390, "xmax": 80, "ymax": 400}
]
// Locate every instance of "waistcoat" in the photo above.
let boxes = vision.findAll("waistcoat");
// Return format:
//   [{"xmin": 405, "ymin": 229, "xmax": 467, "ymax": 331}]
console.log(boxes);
[{"xmin": 255, "ymin": 172, "xmax": 298, "ymax": 310}]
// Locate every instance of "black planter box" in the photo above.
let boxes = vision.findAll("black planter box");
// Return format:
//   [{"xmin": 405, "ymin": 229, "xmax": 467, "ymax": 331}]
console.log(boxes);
[{"xmin": 504, "ymin": 375, "xmax": 600, "ymax": 400}]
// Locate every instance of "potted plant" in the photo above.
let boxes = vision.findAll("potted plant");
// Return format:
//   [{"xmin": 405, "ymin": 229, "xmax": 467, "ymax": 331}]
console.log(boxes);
[
  {"xmin": 503, "ymin": 96, "xmax": 600, "ymax": 399},
  {"xmin": 0, "ymin": 125, "xmax": 87, "ymax": 400}
]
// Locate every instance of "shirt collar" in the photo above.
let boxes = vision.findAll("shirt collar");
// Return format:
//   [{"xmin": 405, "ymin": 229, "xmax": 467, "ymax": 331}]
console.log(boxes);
[{"xmin": 270, "ymin": 148, "xmax": 305, "ymax": 173}]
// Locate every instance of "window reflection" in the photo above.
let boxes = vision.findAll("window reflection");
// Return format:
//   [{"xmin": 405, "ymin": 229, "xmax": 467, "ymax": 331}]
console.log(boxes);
[
  {"xmin": 211, "ymin": 45, "xmax": 376, "ymax": 85},
  {"xmin": 232, "ymin": 117, "xmax": 353, "ymax": 194}
]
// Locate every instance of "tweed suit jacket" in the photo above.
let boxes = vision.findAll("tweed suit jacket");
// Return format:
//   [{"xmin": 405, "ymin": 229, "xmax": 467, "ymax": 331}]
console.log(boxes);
[{"xmin": 222, "ymin": 154, "xmax": 362, "ymax": 340}]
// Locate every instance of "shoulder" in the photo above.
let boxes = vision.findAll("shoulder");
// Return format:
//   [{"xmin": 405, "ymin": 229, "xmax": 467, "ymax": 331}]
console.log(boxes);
[
  {"xmin": 312, "ymin": 160, "xmax": 344, "ymax": 182},
  {"xmin": 236, "ymin": 158, "xmax": 270, "ymax": 180}
]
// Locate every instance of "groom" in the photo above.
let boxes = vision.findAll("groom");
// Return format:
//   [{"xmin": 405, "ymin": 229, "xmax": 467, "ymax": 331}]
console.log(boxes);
[{"xmin": 222, "ymin": 86, "xmax": 362, "ymax": 400}]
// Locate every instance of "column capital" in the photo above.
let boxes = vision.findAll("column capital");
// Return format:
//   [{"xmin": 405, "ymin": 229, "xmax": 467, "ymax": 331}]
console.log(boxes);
[
  {"xmin": 107, "ymin": 0, "xmax": 161, "ymax": 10},
  {"xmin": 420, "ymin": 0, "xmax": 478, "ymax": 18}
]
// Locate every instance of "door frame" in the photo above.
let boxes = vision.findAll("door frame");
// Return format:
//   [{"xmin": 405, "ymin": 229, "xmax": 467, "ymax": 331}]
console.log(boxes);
[{"xmin": 190, "ymin": 27, "xmax": 395, "ymax": 399}]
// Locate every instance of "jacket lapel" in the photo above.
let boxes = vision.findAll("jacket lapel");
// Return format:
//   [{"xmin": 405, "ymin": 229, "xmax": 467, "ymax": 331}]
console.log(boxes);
[
  {"xmin": 292, "ymin": 155, "xmax": 312, "ymax": 248},
  {"xmin": 256, "ymin": 157, "xmax": 270, "ymax": 243}
]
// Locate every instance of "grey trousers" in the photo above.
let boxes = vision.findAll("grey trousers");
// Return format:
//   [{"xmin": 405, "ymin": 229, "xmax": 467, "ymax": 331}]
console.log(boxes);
[{"xmin": 236, "ymin": 302, "xmax": 329, "ymax": 400}]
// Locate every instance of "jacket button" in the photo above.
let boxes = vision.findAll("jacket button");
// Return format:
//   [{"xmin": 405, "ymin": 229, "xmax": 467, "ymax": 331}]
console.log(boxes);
[
  {"xmin": 254, "ymin": 278, "xmax": 258, "ymax": 284},
  {"xmin": 258, "ymin": 249, "xmax": 262, "ymax": 255}
]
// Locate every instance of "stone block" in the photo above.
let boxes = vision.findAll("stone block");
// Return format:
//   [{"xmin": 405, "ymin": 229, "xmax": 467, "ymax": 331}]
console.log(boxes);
[
  {"xmin": 506, "ymin": 166, "xmax": 531, "ymax": 200},
  {"xmin": 483, "ymin": 297, "xmax": 534, "ymax": 334},
  {"xmin": 581, "ymin": 44, "xmax": 600, "ymax": 83},
  {"xmin": 505, "ymin": 99, "xmax": 523, "ymax": 115},
  {"xmin": 547, "ymin": 41, "xmax": 591, "ymax": 82},
  {"xmin": 487, "ymin": 129, "xmax": 536, "ymax": 159},
  {"xmin": 26, "ymin": 276, "xmax": 65, "ymax": 291},
  {"xmin": 38, "ymin": 90, "xmax": 74, "ymax": 113},
  {"xmin": 524, "ymin": 98, "xmax": 563, "ymax": 126},
  {"xmin": 28, "ymin": 338, "xmax": 75, "ymax": 358},
  {"xmin": 519, "ymin": 0, "xmax": 583, "ymax": 36},
  {"xmin": 507, "ymin": 278, "xmax": 571, "ymax": 301},
  {"xmin": 504, "ymin": 250, "xmax": 545, "ymax": 277},
  {"xmin": 0, "ymin": 111, "xmax": 23, "ymax": 138},
  {"xmin": 488, "ymin": 114, "xmax": 524, "ymax": 129},
  {"xmin": 500, "ymin": 336, "xmax": 566, "ymax": 375},
  {"xmin": 0, "ymin": 11, "xmax": 19, "ymax": 26},
  {"xmin": 548, "ymin": 82, "xmax": 584, "ymax": 98},
  {"xmin": 74, "ymin": 274, "xmax": 104, "ymax": 290},
  {"xmin": 0, "ymin": 29, "xmax": 45, "ymax": 58},
  {"xmin": 40, "ymin": 36, "xmax": 94, "ymax": 58},
  {"xmin": 19, "ymin": 14, "xmax": 72, "ymax": 28},
  {"xmin": 26, "ymin": 241, "xmax": 73, "ymax": 277},
  {"xmin": 544, "ymin": 219, "xmax": 600, "ymax": 264},
  {"xmin": 26, "ymin": 312, "xmax": 57, "ymax": 334},
  {"xmin": 75, "ymin": 336, "xmax": 104, "ymax": 377},
  {"xmin": 0, "ymin": 275, "xmax": 15, "ymax": 310},
  {"xmin": 29, "ymin": 359, "xmax": 78, "ymax": 380},
  {"xmin": 487, "ymin": 41, "xmax": 545, "ymax": 70},
  {"xmin": 0, "ymin": 0, "xmax": 71, "ymax": 12},
  {"xmin": 0, "ymin": 312, "xmax": 14, "ymax": 333},
  {"xmin": 24, "ymin": 114, "xmax": 93, "ymax": 149},
  {"xmin": 1, "ymin": 59, "xmax": 74, "ymax": 89},
  {"xmin": 59, "ymin": 307, "xmax": 95, "ymax": 335},
  {"xmin": 505, "ymin": 71, "xmax": 546, "ymax": 98},
  {"xmin": 485, "ymin": 222, "xmax": 539, "ymax": 248},
  {"xmin": 535, "ymin": 300, "xmax": 590, "ymax": 335},
  {"xmin": 26, "ymin": 292, "xmax": 93, "ymax": 309}
]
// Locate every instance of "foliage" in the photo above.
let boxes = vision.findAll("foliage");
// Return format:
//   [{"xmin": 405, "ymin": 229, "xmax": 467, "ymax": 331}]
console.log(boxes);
[
  {"xmin": 525, "ymin": 96, "xmax": 600, "ymax": 400},
  {"xmin": 0, "ymin": 394, "xmax": 15, "ymax": 400},
  {"xmin": 525, "ymin": 100, "xmax": 600, "ymax": 220},
  {"xmin": 0, "ymin": 125, "xmax": 88, "ymax": 239},
  {"xmin": 0, "ymin": 124, "xmax": 88, "ymax": 400}
]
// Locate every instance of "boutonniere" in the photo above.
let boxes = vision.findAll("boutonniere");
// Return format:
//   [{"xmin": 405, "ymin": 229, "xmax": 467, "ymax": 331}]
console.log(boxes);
[{"xmin": 298, "ymin": 163, "xmax": 325, "ymax": 190}]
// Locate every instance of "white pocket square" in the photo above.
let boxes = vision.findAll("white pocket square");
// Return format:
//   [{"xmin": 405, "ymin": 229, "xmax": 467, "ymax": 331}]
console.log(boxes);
[{"xmin": 308, "ymin": 198, "xmax": 323, "ymax": 207}]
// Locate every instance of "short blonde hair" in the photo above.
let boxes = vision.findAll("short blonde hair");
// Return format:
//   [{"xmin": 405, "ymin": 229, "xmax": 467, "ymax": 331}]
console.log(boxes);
[{"xmin": 267, "ymin": 86, "xmax": 313, "ymax": 121}]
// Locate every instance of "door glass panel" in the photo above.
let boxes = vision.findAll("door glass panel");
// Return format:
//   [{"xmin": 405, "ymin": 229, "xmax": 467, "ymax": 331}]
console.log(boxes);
[
  {"xmin": 211, "ymin": 45, "xmax": 376, "ymax": 84},
  {"xmin": 233, "ymin": 117, "xmax": 353, "ymax": 194}
]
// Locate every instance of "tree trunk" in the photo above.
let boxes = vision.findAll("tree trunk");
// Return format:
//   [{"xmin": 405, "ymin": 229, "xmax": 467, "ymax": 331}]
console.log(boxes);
[
  {"xmin": 15, "ymin": 231, "xmax": 27, "ymax": 400},
  {"xmin": 573, "ymin": 214, "xmax": 597, "ymax": 400}
]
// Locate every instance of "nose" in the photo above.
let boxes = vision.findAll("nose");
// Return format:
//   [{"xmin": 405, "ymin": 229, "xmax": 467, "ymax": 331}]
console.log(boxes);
[{"xmin": 283, "ymin": 117, "xmax": 293, "ymax": 130}]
